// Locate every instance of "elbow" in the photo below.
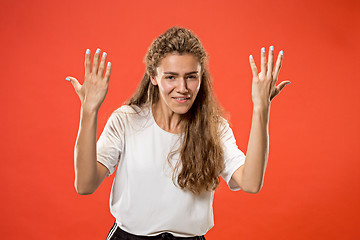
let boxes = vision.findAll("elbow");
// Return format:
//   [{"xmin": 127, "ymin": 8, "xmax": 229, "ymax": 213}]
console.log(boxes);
[
  {"xmin": 242, "ymin": 183, "xmax": 263, "ymax": 194},
  {"xmin": 245, "ymin": 187, "xmax": 261, "ymax": 194},
  {"xmin": 76, "ymin": 188, "xmax": 94, "ymax": 195},
  {"xmin": 74, "ymin": 180, "xmax": 95, "ymax": 195}
]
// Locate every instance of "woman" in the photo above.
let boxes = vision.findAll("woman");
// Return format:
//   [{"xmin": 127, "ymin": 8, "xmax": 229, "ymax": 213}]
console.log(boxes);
[{"xmin": 66, "ymin": 26, "xmax": 290, "ymax": 240}]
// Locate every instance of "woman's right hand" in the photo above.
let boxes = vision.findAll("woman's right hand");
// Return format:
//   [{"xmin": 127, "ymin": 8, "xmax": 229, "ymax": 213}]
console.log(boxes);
[{"xmin": 66, "ymin": 48, "xmax": 111, "ymax": 112}]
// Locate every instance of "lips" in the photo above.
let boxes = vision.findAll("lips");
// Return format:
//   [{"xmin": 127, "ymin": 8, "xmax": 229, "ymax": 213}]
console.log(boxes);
[
  {"xmin": 172, "ymin": 97, "xmax": 190, "ymax": 103},
  {"xmin": 173, "ymin": 97, "xmax": 190, "ymax": 100}
]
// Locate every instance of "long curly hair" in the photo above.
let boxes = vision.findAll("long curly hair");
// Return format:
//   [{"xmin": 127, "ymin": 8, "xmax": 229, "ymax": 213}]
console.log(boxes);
[{"xmin": 127, "ymin": 26, "xmax": 226, "ymax": 194}]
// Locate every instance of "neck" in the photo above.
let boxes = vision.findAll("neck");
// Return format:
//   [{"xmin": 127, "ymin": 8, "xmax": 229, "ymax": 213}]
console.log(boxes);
[{"xmin": 151, "ymin": 103, "xmax": 187, "ymax": 134}]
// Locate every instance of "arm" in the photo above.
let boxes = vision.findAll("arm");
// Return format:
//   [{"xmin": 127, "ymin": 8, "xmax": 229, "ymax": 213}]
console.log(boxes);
[
  {"xmin": 231, "ymin": 105, "xmax": 270, "ymax": 194},
  {"xmin": 231, "ymin": 46, "xmax": 290, "ymax": 193},
  {"xmin": 74, "ymin": 108, "xmax": 109, "ymax": 195},
  {"xmin": 66, "ymin": 48, "xmax": 112, "ymax": 195}
]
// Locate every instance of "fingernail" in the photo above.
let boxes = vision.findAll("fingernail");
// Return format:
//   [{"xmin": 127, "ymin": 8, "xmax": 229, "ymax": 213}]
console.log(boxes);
[
  {"xmin": 86, "ymin": 49, "xmax": 90, "ymax": 54},
  {"xmin": 102, "ymin": 52, "xmax": 107, "ymax": 58},
  {"xmin": 261, "ymin": 47, "xmax": 265, "ymax": 53},
  {"xmin": 270, "ymin": 46, "xmax": 274, "ymax": 51},
  {"xmin": 107, "ymin": 62, "xmax": 111, "ymax": 67},
  {"xmin": 280, "ymin": 50, "xmax": 284, "ymax": 55},
  {"xmin": 65, "ymin": 77, "xmax": 70, "ymax": 81},
  {"xmin": 96, "ymin": 48, "xmax": 101, "ymax": 54},
  {"xmin": 249, "ymin": 55, "xmax": 253, "ymax": 60},
  {"xmin": 286, "ymin": 82, "xmax": 291, "ymax": 85}
]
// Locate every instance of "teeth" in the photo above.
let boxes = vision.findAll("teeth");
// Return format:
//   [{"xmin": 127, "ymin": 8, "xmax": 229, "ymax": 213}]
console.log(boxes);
[{"xmin": 175, "ymin": 98, "xmax": 188, "ymax": 100}]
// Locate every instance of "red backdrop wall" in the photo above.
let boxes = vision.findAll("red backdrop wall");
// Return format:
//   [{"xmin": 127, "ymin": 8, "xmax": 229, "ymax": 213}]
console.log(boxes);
[{"xmin": 1, "ymin": 0, "xmax": 359, "ymax": 239}]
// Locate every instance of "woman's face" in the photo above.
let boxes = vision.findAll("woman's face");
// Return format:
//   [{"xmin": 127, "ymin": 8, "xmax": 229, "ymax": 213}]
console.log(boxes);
[{"xmin": 151, "ymin": 53, "xmax": 202, "ymax": 115}]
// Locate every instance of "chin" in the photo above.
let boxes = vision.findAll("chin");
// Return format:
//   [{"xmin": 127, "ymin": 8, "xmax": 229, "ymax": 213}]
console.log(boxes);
[
  {"xmin": 172, "ymin": 107, "xmax": 191, "ymax": 115},
  {"xmin": 170, "ymin": 104, "xmax": 193, "ymax": 115}
]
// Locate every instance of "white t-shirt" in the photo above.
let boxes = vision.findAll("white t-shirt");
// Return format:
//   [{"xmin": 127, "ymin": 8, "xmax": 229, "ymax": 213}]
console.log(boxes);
[{"xmin": 97, "ymin": 105, "xmax": 246, "ymax": 237}]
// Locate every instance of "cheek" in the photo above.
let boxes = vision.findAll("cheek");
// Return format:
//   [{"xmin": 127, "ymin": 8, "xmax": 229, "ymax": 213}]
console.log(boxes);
[
  {"xmin": 189, "ymin": 80, "xmax": 201, "ymax": 93},
  {"xmin": 158, "ymin": 80, "xmax": 176, "ymax": 93}
]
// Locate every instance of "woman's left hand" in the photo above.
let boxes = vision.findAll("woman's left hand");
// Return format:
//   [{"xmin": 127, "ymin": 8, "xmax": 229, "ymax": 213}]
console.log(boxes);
[{"xmin": 249, "ymin": 46, "xmax": 290, "ymax": 109}]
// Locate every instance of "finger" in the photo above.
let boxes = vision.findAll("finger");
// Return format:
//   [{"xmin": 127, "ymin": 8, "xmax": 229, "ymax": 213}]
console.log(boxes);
[
  {"xmin": 249, "ymin": 55, "xmax": 258, "ymax": 77},
  {"xmin": 98, "ymin": 52, "xmax": 107, "ymax": 77},
  {"xmin": 260, "ymin": 47, "xmax": 267, "ymax": 76},
  {"xmin": 65, "ymin": 76, "xmax": 81, "ymax": 92},
  {"xmin": 104, "ymin": 62, "xmax": 112, "ymax": 83},
  {"xmin": 92, "ymin": 48, "xmax": 101, "ymax": 74},
  {"xmin": 267, "ymin": 46, "xmax": 274, "ymax": 77},
  {"xmin": 278, "ymin": 81, "xmax": 291, "ymax": 91},
  {"xmin": 273, "ymin": 50, "xmax": 283, "ymax": 80},
  {"xmin": 270, "ymin": 81, "xmax": 290, "ymax": 101},
  {"xmin": 275, "ymin": 81, "xmax": 291, "ymax": 95},
  {"xmin": 85, "ymin": 49, "xmax": 91, "ymax": 75}
]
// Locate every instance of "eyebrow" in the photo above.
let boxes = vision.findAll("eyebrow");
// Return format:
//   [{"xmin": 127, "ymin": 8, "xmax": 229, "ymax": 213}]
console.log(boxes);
[{"xmin": 163, "ymin": 71, "xmax": 199, "ymax": 75}]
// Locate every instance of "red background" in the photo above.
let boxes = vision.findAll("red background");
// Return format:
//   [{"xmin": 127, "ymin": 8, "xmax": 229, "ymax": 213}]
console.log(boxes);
[{"xmin": 1, "ymin": 0, "xmax": 359, "ymax": 239}]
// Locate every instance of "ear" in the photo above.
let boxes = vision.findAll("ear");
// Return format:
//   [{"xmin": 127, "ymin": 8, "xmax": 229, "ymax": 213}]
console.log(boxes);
[{"xmin": 150, "ymin": 76, "xmax": 158, "ymax": 86}]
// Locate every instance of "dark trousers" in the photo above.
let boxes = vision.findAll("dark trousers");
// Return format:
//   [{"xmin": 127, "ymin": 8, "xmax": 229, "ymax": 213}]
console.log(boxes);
[{"xmin": 106, "ymin": 221, "xmax": 206, "ymax": 240}]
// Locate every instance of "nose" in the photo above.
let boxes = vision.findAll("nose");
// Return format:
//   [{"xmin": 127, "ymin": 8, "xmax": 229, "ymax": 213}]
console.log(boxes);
[{"xmin": 177, "ymin": 77, "xmax": 188, "ymax": 93}]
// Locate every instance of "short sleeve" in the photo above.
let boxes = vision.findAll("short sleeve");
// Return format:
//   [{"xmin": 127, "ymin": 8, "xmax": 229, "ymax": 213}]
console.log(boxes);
[
  {"xmin": 97, "ymin": 112, "xmax": 124, "ymax": 176},
  {"xmin": 220, "ymin": 119, "xmax": 246, "ymax": 191}
]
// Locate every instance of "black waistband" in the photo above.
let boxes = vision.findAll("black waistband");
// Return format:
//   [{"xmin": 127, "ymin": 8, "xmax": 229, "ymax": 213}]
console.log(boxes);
[{"xmin": 114, "ymin": 224, "xmax": 205, "ymax": 240}]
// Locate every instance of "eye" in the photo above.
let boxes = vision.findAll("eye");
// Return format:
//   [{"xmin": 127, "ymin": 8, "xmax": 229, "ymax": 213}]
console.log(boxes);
[
  {"xmin": 165, "ymin": 75, "xmax": 175, "ymax": 80},
  {"xmin": 187, "ymin": 75, "xmax": 197, "ymax": 80}
]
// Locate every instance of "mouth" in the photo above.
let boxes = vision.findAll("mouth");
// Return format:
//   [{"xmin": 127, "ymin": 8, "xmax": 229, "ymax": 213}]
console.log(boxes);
[{"xmin": 172, "ymin": 97, "xmax": 191, "ymax": 103}]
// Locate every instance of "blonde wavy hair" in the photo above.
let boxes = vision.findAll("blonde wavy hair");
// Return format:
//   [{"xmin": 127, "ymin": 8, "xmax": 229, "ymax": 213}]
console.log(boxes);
[{"xmin": 127, "ymin": 26, "xmax": 226, "ymax": 194}]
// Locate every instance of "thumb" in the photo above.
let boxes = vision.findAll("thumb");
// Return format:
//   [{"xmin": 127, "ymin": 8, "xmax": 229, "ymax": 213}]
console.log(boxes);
[
  {"xmin": 271, "ymin": 81, "xmax": 291, "ymax": 101},
  {"xmin": 277, "ymin": 81, "xmax": 291, "ymax": 92},
  {"xmin": 65, "ymin": 76, "xmax": 81, "ymax": 92}
]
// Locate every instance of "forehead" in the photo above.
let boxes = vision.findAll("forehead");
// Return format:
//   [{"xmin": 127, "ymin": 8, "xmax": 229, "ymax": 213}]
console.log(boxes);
[{"xmin": 156, "ymin": 53, "xmax": 201, "ymax": 74}]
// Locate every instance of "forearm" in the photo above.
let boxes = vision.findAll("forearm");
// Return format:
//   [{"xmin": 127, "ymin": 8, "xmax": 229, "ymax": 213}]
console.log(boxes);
[
  {"xmin": 242, "ymin": 105, "xmax": 270, "ymax": 193},
  {"xmin": 74, "ymin": 107, "xmax": 99, "ymax": 194}
]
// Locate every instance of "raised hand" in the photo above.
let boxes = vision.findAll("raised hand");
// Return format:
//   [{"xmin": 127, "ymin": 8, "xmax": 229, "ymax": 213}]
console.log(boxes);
[
  {"xmin": 66, "ymin": 48, "xmax": 111, "ymax": 112},
  {"xmin": 249, "ymin": 46, "xmax": 290, "ymax": 108}
]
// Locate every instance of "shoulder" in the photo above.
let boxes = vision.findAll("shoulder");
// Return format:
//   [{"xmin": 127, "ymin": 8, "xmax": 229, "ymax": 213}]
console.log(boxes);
[
  {"xmin": 218, "ymin": 116, "xmax": 231, "ymax": 134},
  {"xmin": 110, "ymin": 104, "xmax": 151, "ymax": 126},
  {"xmin": 113, "ymin": 105, "xmax": 141, "ymax": 114},
  {"xmin": 113, "ymin": 104, "xmax": 152, "ymax": 115},
  {"xmin": 219, "ymin": 116, "xmax": 229, "ymax": 127},
  {"xmin": 217, "ymin": 116, "xmax": 236, "ymax": 143}
]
